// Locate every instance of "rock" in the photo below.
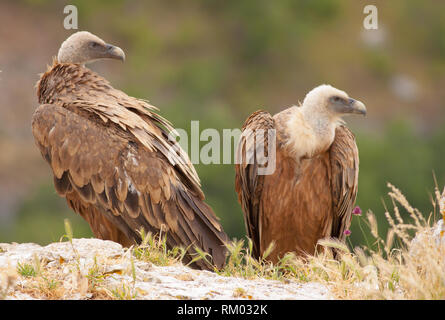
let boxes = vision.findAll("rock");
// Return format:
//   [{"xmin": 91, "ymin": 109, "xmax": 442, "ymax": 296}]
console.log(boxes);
[
  {"xmin": 0, "ymin": 238, "xmax": 332, "ymax": 300},
  {"xmin": 410, "ymin": 220, "xmax": 445, "ymax": 258}
]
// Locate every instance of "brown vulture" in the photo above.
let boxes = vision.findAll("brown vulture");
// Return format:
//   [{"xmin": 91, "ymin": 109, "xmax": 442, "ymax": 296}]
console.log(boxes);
[
  {"xmin": 235, "ymin": 85, "xmax": 366, "ymax": 262},
  {"xmin": 32, "ymin": 31, "xmax": 228, "ymax": 270}
]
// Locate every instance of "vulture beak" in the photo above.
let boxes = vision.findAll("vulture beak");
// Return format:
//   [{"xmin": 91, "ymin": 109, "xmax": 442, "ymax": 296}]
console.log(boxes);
[
  {"xmin": 104, "ymin": 44, "xmax": 126, "ymax": 62},
  {"xmin": 348, "ymin": 98, "xmax": 367, "ymax": 116}
]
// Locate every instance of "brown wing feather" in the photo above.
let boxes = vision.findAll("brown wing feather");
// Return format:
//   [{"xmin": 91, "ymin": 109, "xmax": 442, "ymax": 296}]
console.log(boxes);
[
  {"xmin": 235, "ymin": 110, "xmax": 275, "ymax": 258},
  {"xmin": 37, "ymin": 62, "xmax": 203, "ymax": 199},
  {"xmin": 329, "ymin": 125, "xmax": 359, "ymax": 240},
  {"xmin": 32, "ymin": 103, "xmax": 228, "ymax": 270}
]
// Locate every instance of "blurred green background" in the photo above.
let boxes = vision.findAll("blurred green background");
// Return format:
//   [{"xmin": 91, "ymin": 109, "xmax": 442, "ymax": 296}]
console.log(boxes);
[{"xmin": 0, "ymin": 0, "xmax": 444, "ymax": 250}]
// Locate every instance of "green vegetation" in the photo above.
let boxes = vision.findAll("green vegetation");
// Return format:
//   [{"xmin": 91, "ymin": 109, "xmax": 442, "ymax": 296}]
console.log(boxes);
[
  {"xmin": 132, "ymin": 229, "xmax": 187, "ymax": 267},
  {"xmin": 109, "ymin": 284, "xmax": 138, "ymax": 300},
  {"xmin": 16, "ymin": 262, "xmax": 37, "ymax": 278}
]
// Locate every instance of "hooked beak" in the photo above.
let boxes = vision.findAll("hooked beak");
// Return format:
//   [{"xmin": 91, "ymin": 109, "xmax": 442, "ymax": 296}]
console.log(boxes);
[
  {"xmin": 104, "ymin": 44, "xmax": 126, "ymax": 62},
  {"xmin": 348, "ymin": 98, "xmax": 367, "ymax": 116}
]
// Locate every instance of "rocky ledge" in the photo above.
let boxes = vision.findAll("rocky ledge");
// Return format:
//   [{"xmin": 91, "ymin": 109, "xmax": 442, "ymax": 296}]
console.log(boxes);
[{"xmin": 0, "ymin": 238, "xmax": 331, "ymax": 300}]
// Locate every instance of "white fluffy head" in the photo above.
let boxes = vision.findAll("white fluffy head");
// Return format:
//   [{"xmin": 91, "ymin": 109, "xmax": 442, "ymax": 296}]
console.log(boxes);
[
  {"xmin": 283, "ymin": 84, "xmax": 366, "ymax": 159},
  {"xmin": 301, "ymin": 84, "xmax": 367, "ymax": 120},
  {"xmin": 303, "ymin": 84, "xmax": 349, "ymax": 116}
]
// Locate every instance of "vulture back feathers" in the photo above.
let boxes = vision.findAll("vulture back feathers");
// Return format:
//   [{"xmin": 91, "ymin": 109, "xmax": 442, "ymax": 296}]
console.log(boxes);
[
  {"xmin": 32, "ymin": 31, "xmax": 228, "ymax": 270},
  {"xmin": 235, "ymin": 85, "xmax": 366, "ymax": 262}
]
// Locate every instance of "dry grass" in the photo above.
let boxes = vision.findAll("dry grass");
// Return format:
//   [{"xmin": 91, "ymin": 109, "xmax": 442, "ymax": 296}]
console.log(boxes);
[
  {"xmin": 8, "ymin": 250, "xmax": 138, "ymax": 300},
  {"xmin": 217, "ymin": 183, "xmax": 445, "ymax": 299},
  {"xmin": 2, "ymin": 225, "xmax": 186, "ymax": 300},
  {"xmin": 132, "ymin": 229, "xmax": 187, "ymax": 267},
  {"xmin": 2, "ymin": 220, "xmax": 135, "ymax": 300},
  {"xmin": 311, "ymin": 183, "xmax": 444, "ymax": 299}
]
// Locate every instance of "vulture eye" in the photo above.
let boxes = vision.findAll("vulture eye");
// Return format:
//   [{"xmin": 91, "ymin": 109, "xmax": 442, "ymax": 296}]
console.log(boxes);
[
  {"xmin": 330, "ymin": 96, "xmax": 343, "ymax": 103},
  {"xmin": 89, "ymin": 41, "xmax": 100, "ymax": 48}
]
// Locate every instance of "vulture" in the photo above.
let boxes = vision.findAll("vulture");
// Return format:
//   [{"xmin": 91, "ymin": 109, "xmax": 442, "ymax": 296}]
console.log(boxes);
[
  {"xmin": 32, "ymin": 31, "xmax": 228, "ymax": 270},
  {"xmin": 235, "ymin": 85, "xmax": 366, "ymax": 262}
]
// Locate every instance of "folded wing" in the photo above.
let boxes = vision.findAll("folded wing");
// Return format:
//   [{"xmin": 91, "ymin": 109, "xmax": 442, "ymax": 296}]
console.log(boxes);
[{"xmin": 32, "ymin": 102, "xmax": 228, "ymax": 270}]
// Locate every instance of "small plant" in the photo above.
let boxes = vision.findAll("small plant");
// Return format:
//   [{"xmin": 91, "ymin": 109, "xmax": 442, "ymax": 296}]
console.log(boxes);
[
  {"xmin": 132, "ymin": 228, "xmax": 187, "ymax": 266},
  {"xmin": 216, "ymin": 237, "xmax": 290, "ymax": 280},
  {"xmin": 42, "ymin": 277, "xmax": 59, "ymax": 291},
  {"xmin": 86, "ymin": 256, "xmax": 105, "ymax": 291},
  {"xmin": 108, "ymin": 283, "xmax": 138, "ymax": 300},
  {"xmin": 16, "ymin": 262, "xmax": 37, "ymax": 278},
  {"xmin": 60, "ymin": 218, "xmax": 83, "ymax": 276},
  {"xmin": 37, "ymin": 275, "xmax": 62, "ymax": 298},
  {"xmin": 233, "ymin": 287, "xmax": 252, "ymax": 299}
]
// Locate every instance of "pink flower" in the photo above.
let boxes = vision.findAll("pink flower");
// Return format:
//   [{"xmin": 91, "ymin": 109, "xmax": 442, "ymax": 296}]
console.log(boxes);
[
  {"xmin": 344, "ymin": 229, "xmax": 351, "ymax": 236},
  {"xmin": 352, "ymin": 206, "xmax": 362, "ymax": 215}
]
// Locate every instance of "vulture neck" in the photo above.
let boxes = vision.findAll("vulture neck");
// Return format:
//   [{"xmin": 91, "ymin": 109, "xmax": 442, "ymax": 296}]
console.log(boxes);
[{"xmin": 283, "ymin": 105, "xmax": 339, "ymax": 160}]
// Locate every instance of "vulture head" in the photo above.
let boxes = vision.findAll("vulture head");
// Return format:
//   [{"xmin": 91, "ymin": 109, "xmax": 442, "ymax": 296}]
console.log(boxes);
[
  {"xmin": 302, "ymin": 84, "xmax": 367, "ymax": 120},
  {"xmin": 57, "ymin": 31, "xmax": 125, "ymax": 64},
  {"xmin": 286, "ymin": 84, "xmax": 367, "ymax": 158}
]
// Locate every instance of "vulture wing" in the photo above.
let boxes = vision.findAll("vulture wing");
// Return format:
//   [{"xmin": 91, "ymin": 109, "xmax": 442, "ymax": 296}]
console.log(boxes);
[
  {"xmin": 32, "ymin": 102, "xmax": 228, "ymax": 270},
  {"xmin": 329, "ymin": 125, "xmax": 360, "ymax": 240},
  {"xmin": 234, "ymin": 110, "xmax": 275, "ymax": 258}
]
